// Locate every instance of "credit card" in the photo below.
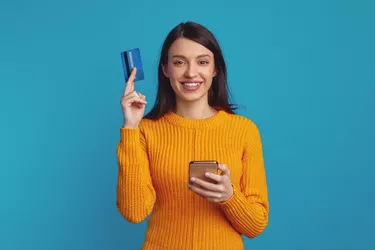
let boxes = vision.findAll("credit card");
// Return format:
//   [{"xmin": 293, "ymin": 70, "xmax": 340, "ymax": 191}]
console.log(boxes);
[{"xmin": 120, "ymin": 48, "xmax": 144, "ymax": 82}]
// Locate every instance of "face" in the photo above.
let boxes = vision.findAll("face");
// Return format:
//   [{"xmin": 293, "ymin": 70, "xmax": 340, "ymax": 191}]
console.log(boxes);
[{"xmin": 163, "ymin": 38, "xmax": 217, "ymax": 104}]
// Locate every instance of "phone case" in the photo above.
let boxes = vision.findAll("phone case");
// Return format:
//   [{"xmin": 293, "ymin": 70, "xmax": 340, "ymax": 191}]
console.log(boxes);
[{"xmin": 189, "ymin": 161, "xmax": 218, "ymax": 188}]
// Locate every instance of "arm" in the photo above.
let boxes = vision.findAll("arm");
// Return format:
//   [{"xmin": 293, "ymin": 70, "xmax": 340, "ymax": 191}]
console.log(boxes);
[
  {"xmin": 116, "ymin": 124, "xmax": 156, "ymax": 224},
  {"xmin": 218, "ymin": 122, "xmax": 269, "ymax": 238}
]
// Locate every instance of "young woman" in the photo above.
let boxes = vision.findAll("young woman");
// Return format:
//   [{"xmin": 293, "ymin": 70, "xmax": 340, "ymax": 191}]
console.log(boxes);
[{"xmin": 117, "ymin": 21, "xmax": 269, "ymax": 250}]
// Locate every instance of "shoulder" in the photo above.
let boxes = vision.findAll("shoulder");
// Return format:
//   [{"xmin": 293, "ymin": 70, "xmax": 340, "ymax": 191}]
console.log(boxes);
[
  {"xmin": 224, "ymin": 112, "xmax": 263, "ymax": 147},
  {"xmin": 225, "ymin": 112, "xmax": 260, "ymax": 134},
  {"xmin": 138, "ymin": 116, "xmax": 166, "ymax": 133}
]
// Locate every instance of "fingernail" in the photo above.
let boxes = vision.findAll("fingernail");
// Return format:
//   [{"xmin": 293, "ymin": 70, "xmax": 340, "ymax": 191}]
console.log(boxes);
[
  {"xmin": 190, "ymin": 177, "xmax": 196, "ymax": 182},
  {"xmin": 205, "ymin": 172, "xmax": 211, "ymax": 177}
]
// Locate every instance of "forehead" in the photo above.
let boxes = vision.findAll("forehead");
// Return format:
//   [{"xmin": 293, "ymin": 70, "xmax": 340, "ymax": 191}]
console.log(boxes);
[{"xmin": 168, "ymin": 38, "xmax": 213, "ymax": 58}]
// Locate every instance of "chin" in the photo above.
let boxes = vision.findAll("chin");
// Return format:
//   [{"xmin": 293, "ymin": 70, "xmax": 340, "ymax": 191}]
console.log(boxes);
[{"xmin": 177, "ymin": 92, "xmax": 208, "ymax": 103}]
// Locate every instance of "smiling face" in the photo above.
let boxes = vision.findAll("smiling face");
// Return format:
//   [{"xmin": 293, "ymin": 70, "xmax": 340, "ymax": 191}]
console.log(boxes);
[{"xmin": 162, "ymin": 38, "xmax": 217, "ymax": 104}]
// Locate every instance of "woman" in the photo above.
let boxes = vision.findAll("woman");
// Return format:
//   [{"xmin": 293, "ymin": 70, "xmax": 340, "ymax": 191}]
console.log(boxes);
[{"xmin": 117, "ymin": 21, "xmax": 269, "ymax": 250}]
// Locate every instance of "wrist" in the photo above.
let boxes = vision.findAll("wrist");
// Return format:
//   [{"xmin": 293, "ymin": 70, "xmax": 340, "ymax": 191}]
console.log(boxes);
[{"xmin": 123, "ymin": 124, "xmax": 139, "ymax": 129}]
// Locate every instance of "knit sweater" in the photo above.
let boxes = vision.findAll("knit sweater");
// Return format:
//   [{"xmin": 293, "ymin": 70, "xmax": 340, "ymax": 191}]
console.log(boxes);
[{"xmin": 116, "ymin": 110, "xmax": 269, "ymax": 250}]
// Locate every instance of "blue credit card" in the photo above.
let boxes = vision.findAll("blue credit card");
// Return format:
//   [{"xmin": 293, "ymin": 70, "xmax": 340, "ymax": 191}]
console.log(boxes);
[{"xmin": 120, "ymin": 48, "xmax": 145, "ymax": 82}]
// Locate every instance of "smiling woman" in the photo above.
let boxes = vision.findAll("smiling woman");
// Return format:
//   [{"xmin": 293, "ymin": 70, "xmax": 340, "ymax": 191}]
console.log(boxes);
[
  {"xmin": 116, "ymin": 21, "xmax": 270, "ymax": 250},
  {"xmin": 145, "ymin": 21, "xmax": 237, "ymax": 120},
  {"xmin": 162, "ymin": 38, "xmax": 217, "ymax": 103}
]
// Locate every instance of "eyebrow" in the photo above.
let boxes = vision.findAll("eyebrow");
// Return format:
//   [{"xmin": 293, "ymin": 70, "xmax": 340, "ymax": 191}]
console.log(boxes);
[{"xmin": 172, "ymin": 54, "xmax": 212, "ymax": 59}]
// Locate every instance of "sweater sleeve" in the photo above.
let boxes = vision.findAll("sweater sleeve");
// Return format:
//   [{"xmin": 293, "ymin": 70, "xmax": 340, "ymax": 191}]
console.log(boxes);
[
  {"xmin": 218, "ymin": 122, "xmax": 269, "ymax": 238},
  {"xmin": 116, "ymin": 123, "xmax": 156, "ymax": 224}
]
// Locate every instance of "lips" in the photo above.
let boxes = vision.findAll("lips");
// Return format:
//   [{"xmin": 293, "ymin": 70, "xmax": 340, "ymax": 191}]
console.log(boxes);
[{"xmin": 180, "ymin": 81, "xmax": 203, "ymax": 91}]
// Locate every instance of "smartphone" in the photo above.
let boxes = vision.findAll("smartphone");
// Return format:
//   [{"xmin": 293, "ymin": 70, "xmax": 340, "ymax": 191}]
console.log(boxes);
[
  {"xmin": 120, "ymin": 48, "xmax": 145, "ymax": 82},
  {"xmin": 189, "ymin": 161, "xmax": 218, "ymax": 188}
]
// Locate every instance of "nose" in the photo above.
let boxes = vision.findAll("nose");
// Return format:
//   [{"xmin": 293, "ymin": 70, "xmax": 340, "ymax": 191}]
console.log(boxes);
[{"xmin": 184, "ymin": 63, "xmax": 198, "ymax": 78}]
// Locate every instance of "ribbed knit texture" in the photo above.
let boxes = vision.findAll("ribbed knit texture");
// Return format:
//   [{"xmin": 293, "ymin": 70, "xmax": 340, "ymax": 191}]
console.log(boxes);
[{"xmin": 116, "ymin": 110, "xmax": 269, "ymax": 250}]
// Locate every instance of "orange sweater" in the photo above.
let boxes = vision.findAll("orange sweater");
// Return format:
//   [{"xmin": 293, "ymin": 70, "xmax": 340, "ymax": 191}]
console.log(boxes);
[{"xmin": 116, "ymin": 110, "xmax": 269, "ymax": 250}]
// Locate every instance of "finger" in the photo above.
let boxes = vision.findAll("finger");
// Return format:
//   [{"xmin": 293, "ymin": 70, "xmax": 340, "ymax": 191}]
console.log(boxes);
[
  {"xmin": 204, "ymin": 172, "xmax": 222, "ymax": 183},
  {"xmin": 122, "ymin": 90, "xmax": 140, "ymax": 100},
  {"xmin": 134, "ymin": 93, "xmax": 146, "ymax": 108},
  {"xmin": 123, "ymin": 67, "xmax": 137, "ymax": 95},
  {"xmin": 187, "ymin": 183, "xmax": 222, "ymax": 199},
  {"xmin": 139, "ymin": 92, "xmax": 146, "ymax": 101},
  {"xmin": 124, "ymin": 95, "xmax": 147, "ymax": 104},
  {"xmin": 206, "ymin": 197, "xmax": 221, "ymax": 203},
  {"xmin": 121, "ymin": 96, "xmax": 147, "ymax": 107},
  {"xmin": 190, "ymin": 177, "xmax": 223, "ymax": 193},
  {"xmin": 218, "ymin": 164, "xmax": 230, "ymax": 177},
  {"xmin": 135, "ymin": 103, "xmax": 146, "ymax": 109},
  {"xmin": 137, "ymin": 92, "xmax": 145, "ymax": 100}
]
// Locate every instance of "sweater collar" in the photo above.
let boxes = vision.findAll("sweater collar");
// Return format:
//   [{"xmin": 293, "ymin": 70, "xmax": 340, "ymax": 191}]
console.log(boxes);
[{"xmin": 163, "ymin": 109, "xmax": 229, "ymax": 129}]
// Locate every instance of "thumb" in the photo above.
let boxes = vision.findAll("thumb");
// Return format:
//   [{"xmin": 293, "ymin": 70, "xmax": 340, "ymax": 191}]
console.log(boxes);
[{"xmin": 218, "ymin": 164, "xmax": 230, "ymax": 176}]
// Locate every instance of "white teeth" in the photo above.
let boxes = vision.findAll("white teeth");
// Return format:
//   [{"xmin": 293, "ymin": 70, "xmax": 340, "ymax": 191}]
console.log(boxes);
[{"xmin": 183, "ymin": 82, "xmax": 201, "ymax": 87}]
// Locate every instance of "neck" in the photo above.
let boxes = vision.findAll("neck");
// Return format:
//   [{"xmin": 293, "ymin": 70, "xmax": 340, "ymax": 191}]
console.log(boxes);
[{"xmin": 174, "ymin": 97, "xmax": 217, "ymax": 120}]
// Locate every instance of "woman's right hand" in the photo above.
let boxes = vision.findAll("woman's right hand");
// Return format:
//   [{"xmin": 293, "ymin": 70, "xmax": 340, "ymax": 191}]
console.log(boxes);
[{"xmin": 120, "ymin": 67, "xmax": 147, "ymax": 128}]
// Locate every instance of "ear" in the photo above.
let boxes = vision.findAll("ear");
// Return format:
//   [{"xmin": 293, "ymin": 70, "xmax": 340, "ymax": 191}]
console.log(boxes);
[
  {"xmin": 213, "ymin": 68, "xmax": 217, "ymax": 77},
  {"xmin": 162, "ymin": 64, "xmax": 169, "ymax": 78}
]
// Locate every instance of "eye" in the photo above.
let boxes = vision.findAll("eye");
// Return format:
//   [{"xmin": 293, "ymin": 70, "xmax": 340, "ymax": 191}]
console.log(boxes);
[
  {"xmin": 199, "ymin": 60, "xmax": 209, "ymax": 65},
  {"xmin": 173, "ymin": 60, "xmax": 185, "ymax": 65}
]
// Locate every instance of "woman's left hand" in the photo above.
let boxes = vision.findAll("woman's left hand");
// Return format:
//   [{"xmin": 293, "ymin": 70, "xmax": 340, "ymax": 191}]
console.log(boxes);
[{"xmin": 187, "ymin": 164, "xmax": 234, "ymax": 203}]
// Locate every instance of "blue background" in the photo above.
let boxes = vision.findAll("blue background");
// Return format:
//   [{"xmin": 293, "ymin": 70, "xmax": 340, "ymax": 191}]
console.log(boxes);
[{"xmin": 1, "ymin": 0, "xmax": 374, "ymax": 249}]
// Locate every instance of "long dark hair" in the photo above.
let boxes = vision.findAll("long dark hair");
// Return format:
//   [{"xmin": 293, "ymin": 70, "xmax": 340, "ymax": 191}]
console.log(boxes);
[{"xmin": 144, "ymin": 21, "xmax": 238, "ymax": 120}]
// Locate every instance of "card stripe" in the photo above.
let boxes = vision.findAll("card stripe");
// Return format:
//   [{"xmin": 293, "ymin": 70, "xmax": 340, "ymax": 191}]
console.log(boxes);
[{"xmin": 129, "ymin": 51, "xmax": 134, "ymax": 69}]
